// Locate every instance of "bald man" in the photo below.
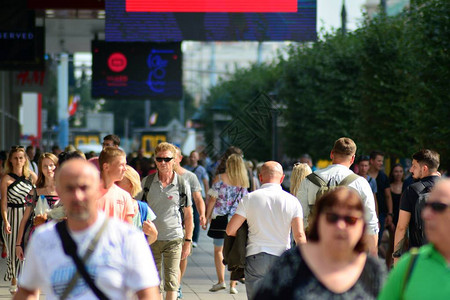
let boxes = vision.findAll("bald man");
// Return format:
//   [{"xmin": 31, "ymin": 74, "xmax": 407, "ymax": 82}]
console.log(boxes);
[
  {"xmin": 226, "ymin": 161, "xmax": 306, "ymax": 299},
  {"xmin": 14, "ymin": 159, "xmax": 160, "ymax": 300}
]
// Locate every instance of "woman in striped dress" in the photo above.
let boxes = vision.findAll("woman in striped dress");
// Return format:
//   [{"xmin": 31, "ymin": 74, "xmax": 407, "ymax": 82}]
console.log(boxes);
[{"xmin": 0, "ymin": 146, "xmax": 37, "ymax": 294}]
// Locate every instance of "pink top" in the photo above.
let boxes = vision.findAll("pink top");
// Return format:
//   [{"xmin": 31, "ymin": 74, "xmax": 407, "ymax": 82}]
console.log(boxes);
[{"xmin": 97, "ymin": 184, "xmax": 135, "ymax": 221}]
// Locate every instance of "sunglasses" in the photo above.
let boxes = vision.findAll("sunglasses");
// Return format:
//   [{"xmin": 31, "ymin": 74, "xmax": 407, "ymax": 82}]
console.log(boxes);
[
  {"xmin": 424, "ymin": 202, "xmax": 449, "ymax": 213},
  {"xmin": 155, "ymin": 157, "xmax": 174, "ymax": 163},
  {"xmin": 325, "ymin": 212, "xmax": 361, "ymax": 226}
]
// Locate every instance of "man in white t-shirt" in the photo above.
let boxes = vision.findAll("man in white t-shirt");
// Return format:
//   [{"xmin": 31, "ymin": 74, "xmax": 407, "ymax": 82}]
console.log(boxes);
[
  {"xmin": 14, "ymin": 159, "xmax": 160, "ymax": 300},
  {"xmin": 226, "ymin": 161, "xmax": 307, "ymax": 299},
  {"xmin": 297, "ymin": 137, "xmax": 379, "ymax": 256}
]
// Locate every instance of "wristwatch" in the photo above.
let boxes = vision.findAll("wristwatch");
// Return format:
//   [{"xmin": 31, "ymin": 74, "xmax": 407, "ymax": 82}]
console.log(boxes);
[{"xmin": 184, "ymin": 239, "xmax": 192, "ymax": 243}]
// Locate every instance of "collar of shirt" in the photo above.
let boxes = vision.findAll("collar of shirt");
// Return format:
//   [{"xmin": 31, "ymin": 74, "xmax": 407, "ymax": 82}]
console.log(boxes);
[
  {"xmin": 259, "ymin": 183, "xmax": 282, "ymax": 190},
  {"xmin": 154, "ymin": 171, "xmax": 178, "ymax": 186}
]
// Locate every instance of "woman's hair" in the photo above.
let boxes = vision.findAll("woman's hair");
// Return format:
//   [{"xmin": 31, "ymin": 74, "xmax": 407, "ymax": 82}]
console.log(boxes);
[
  {"xmin": 290, "ymin": 163, "xmax": 312, "ymax": 196},
  {"xmin": 215, "ymin": 146, "xmax": 243, "ymax": 175},
  {"xmin": 4, "ymin": 146, "xmax": 31, "ymax": 179},
  {"xmin": 36, "ymin": 153, "xmax": 58, "ymax": 188},
  {"xmin": 389, "ymin": 163, "xmax": 404, "ymax": 183},
  {"xmin": 308, "ymin": 187, "xmax": 367, "ymax": 253},
  {"xmin": 226, "ymin": 154, "xmax": 249, "ymax": 188},
  {"xmin": 123, "ymin": 165, "xmax": 142, "ymax": 197}
]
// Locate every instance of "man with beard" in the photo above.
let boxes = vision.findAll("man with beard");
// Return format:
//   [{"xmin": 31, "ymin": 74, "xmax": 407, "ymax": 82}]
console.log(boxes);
[
  {"xmin": 14, "ymin": 159, "xmax": 160, "ymax": 299},
  {"xmin": 393, "ymin": 149, "xmax": 440, "ymax": 263}
]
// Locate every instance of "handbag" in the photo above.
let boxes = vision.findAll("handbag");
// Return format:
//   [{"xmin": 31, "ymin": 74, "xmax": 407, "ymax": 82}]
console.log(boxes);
[{"xmin": 207, "ymin": 215, "xmax": 229, "ymax": 239}]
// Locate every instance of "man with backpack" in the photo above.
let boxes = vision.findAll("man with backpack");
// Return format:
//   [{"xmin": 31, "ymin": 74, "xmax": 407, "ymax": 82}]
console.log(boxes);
[
  {"xmin": 393, "ymin": 149, "xmax": 440, "ymax": 264},
  {"xmin": 297, "ymin": 137, "xmax": 379, "ymax": 256},
  {"xmin": 137, "ymin": 142, "xmax": 193, "ymax": 300}
]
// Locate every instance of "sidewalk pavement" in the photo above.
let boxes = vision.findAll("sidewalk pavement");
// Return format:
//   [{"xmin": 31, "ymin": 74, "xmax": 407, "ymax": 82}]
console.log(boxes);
[{"xmin": 0, "ymin": 229, "xmax": 248, "ymax": 299}]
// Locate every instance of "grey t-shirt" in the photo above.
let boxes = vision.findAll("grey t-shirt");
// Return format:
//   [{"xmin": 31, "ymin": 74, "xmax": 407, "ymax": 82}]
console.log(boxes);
[
  {"xmin": 181, "ymin": 170, "xmax": 202, "ymax": 195},
  {"xmin": 141, "ymin": 172, "xmax": 192, "ymax": 240}
]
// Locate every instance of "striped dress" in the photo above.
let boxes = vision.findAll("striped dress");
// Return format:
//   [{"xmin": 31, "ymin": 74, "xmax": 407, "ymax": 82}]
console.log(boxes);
[{"xmin": 2, "ymin": 173, "xmax": 33, "ymax": 281}]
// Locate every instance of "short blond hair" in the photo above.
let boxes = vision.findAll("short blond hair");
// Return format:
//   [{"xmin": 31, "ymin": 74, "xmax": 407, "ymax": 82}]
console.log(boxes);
[
  {"xmin": 332, "ymin": 137, "xmax": 357, "ymax": 157},
  {"xmin": 123, "ymin": 165, "xmax": 142, "ymax": 197},
  {"xmin": 226, "ymin": 154, "xmax": 249, "ymax": 188},
  {"xmin": 155, "ymin": 142, "xmax": 177, "ymax": 158},
  {"xmin": 99, "ymin": 147, "xmax": 125, "ymax": 172}
]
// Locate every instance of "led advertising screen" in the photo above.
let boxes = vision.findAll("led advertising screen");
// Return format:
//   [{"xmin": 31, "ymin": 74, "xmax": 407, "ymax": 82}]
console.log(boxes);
[
  {"xmin": 106, "ymin": 0, "xmax": 316, "ymax": 41},
  {"xmin": 91, "ymin": 41, "xmax": 182, "ymax": 100}
]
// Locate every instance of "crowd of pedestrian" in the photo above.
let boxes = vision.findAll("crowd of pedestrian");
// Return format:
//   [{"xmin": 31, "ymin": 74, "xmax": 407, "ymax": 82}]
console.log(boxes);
[{"xmin": 0, "ymin": 134, "xmax": 448, "ymax": 299}]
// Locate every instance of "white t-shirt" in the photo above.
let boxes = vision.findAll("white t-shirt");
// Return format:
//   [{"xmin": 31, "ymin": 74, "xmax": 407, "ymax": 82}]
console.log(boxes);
[
  {"xmin": 234, "ymin": 183, "xmax": 303, "ymax": 257},
  {"xmin": 297, "ymin": 164, "xmax": 379, "ymax": 235},
  {"xmin": 19, "ymin": 212, "xmax": 160, "ymax": 300}
]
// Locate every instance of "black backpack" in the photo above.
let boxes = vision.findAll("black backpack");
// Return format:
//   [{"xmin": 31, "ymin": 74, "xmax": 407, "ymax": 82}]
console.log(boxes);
[
  {"xmin": 141, "ymin": 172, "xmax": 188, "ymax": 224},
  {"xmin": 410, "ymin": 181, "xmax": 432, "ymax": 246}
]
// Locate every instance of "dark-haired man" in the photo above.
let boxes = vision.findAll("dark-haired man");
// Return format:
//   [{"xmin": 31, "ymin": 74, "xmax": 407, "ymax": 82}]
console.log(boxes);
[
  {"xmin": 393, "ymin": 149, "xmax": 440, "ymax": 263},
  {"xmin": 88, "ymin": 134, "xmax": 121, "ymax": 171},
  {"xmin": 298, "ymin": 137, "xmax": 379, "ymax": 255},
  {"xmin": 368, "ymin": 151, "xmax": 393, "ymax": 242}
]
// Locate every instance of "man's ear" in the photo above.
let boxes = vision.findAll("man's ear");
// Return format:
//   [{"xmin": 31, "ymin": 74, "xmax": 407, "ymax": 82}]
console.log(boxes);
[
  {"xmin": 330, "ymin": 151, "xmax": 334, "ymax": 160},
  {"xmin": 279, "ymin": 174, "xmax": 285, "ymax": 184}
]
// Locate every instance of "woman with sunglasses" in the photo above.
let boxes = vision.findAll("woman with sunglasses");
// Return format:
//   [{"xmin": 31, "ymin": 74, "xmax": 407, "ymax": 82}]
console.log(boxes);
[
  {"xmin": 15, "ymin": 153, "xmax": 60, "ymax": 261},
  {"xmin": 254, "ymin": 187, "xmax": 386, "ymax": 299},
  {"xmin": 206, "ymin": 153, "xmax": 249, "ymax": 294},
  {"xmin": 1, "ymin": 146, "xmax": 37, "ymax": 293}
]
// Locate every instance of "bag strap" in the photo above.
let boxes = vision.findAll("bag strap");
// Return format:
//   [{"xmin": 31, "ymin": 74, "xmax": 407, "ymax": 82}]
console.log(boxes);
[
  {"xmin": 339, "ymin": 173, "xmax": 360, "ymax": 187},
  {"xmin": 410, "ymin": 181, "xmax": 427, "ymax": 195},
  {"xmin": 141, "ymin": 173, "xmax": 156, "ymax": 202},
  {"xmin": 176, "ymin": 173, "xmax": 187, "ymax": 209},
  {"xmin": 307, "ymin": 173, "xmax": 327, "ymax": 188},
  {"xmin": 56, "ymin": 219, "xmax": 110, "ymax": 300},
  {"xmin": 401, "ymin": 248, "xmax": 419, "ymax": 299}
]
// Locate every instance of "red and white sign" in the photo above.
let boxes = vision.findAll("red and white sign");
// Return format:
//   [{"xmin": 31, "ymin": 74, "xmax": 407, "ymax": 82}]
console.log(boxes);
[{"xmin": 126, "ymin": 0, "xmax": 297, "ymax": 13}]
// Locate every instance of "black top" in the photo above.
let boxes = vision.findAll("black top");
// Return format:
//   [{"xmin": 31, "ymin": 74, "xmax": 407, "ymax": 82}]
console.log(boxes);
[
  {"xmin": 399, "ymin": 175, "xmax": 440, "ymax": 247},
  {"xmin": 375, "ymin": 171, "xmax": 390, "ymax": 214},
  {"xmin": 391, "ymin": 191, "xmax": 401, "ymax": 226},
  {"xmin": 254, "ymin": 247, "xmax": 386, "ymax": 300}
]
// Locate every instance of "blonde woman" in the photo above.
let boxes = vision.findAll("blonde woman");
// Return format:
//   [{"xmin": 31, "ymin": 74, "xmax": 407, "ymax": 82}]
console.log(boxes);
[
  {"xmin": 206, "ymin": 153, "xmax": 249, "ymax": 294},
  {"xmin": 1, "ymin": 146, "xmax": 37, "ymax": 293},
  {"xmin": 290, "ymin": 162, "xmax": 312, "ymax": 197},
  {"xmin": 116, "ymin": 165, "xmax": 158, "ymax": 244}
]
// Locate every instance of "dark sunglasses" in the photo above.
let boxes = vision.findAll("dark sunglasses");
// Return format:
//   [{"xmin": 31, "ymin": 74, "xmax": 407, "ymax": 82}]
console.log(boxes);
[
  {"xmin": 424, "ymin": 202, "xmax": 449, "ymax": 213},
  {"xmin": 155, "ymin": 157, "xmax": 174, "ymax": 163},
  {"xmin": 325, "ymin": 212, "xmax": 361, "ymax": 226}
]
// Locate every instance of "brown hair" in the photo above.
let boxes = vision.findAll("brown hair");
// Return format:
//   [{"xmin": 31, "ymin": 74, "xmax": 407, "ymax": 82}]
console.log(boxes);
[
  {"xmin": 99, "ymin": 147, "xmax": 126, "ymax": 172},
  {"xmin": 103, "ymin": 134, "xmax": 121, "ymax": 146},
  {"xmin": 308, "ymin": 187, "xmax": 367, "ymax": 253},
  {"xmin": 332, "ymin": 137, "xmax": 357, "ymax": 157},
  {"xmin": 36, "ymin": 153, "xmax": 58, "ymax": 188},
  {"xmin": 412, "ymin": 149, "xmax": 440, "ymax": 171}
]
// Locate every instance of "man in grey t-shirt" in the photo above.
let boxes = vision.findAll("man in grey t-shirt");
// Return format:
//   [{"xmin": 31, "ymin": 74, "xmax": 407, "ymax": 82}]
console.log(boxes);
[{"xmin": 138, "ymin": 143, "xmax": 193, "ymax": 300}]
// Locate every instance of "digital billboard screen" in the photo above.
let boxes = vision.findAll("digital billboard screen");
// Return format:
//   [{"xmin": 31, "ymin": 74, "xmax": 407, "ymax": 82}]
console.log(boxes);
[
  {"xmin": 91, "ymin": 41, "xmax": 182, "ymax": 100},
  {"xmin": 106, "ymin": 0, "xmax": 316, "ymax": 41}
]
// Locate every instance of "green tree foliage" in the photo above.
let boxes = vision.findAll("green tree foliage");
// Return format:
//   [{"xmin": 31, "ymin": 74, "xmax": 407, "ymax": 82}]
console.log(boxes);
[
  {"xmin": 202, "ymin": 0, "xmax": 450, "ymax": 168},
  {"xmin": 202, "ymin": 62, "xmax": 281, "ymax": 161}
]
